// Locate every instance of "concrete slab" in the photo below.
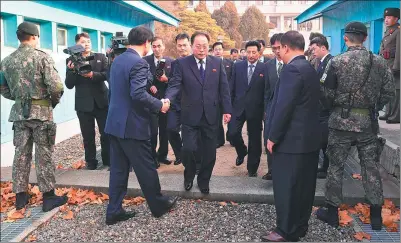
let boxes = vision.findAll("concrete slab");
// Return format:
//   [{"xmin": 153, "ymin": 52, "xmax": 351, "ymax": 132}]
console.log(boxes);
[{"xmin": 1, "ymin": 168, "xmax": 399, "ymax": 206}]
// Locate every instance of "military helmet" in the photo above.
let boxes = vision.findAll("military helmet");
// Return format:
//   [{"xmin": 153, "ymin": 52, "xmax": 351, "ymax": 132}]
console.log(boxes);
[
  {"xmin": 17, "ymin": 22, "xmax": 40, "ymax": 36},
  {"xmin": 384, "ymin": 8, "xmax": 400, "ymax": 19},
  {"xmin": 344, "ymin": 21, "xmax": 368, "ymax": 36}
]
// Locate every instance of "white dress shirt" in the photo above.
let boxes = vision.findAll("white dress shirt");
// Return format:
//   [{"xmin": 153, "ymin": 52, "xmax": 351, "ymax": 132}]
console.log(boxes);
[{"xmin": 194, "ymin": 56, "xmax": 206, "ymax": 70}]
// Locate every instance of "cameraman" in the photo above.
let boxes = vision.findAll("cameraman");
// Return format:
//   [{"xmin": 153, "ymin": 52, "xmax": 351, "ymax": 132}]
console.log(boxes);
[
  {"xmin": 143, "ymin": 37, "xmax": 173, "ymax": 167},
  {"xmin": 65, "ymin": 32, "xmax": 110, "ymax": 170}
]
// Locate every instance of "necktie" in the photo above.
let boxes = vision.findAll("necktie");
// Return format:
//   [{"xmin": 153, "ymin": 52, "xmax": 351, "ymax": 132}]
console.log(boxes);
[
  {"xmin": 199, "ymin": 59, "xmax": 205, "ymax": 81},
  {"xmin": 317, "ymin": 61, "xmax": 323, "ymax": 72},
  {"xmin": 248, "ymin": 64, "xmax": 254, "ymax": 84},
  {"xmin": 277, "ymin": 62, "xmax": 283, "ymax": 77}
]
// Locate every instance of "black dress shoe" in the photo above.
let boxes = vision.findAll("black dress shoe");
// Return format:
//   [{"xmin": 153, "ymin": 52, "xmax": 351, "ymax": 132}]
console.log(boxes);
[
  {"xmin": 248, "ymin": 172, "xmax": 257, "ymax": 177},
  {"xmin": 154, "ymin": 159, "xmax": 160, "ymax": 168},
  {"xmin": 174, "ymin": 157, "xmax": 182, "ymax": 165},
  {"xmin": 262, "ymin": 172, "xmax": 272, "ymax": 180},
  {"xmin": 184, "ymin": 181, "xmax": 193, "ymax": 191},
  {"xmin": 153, "ymin": 196, "xmax": 178, "ymax": 218},
  {"xmin": 106, "ymin": 210, "xmax": 136, "ymax": 225},
  {"xmin": 86, "ymin": 163, "xmax": 98, "ymax": 170},
  {"xmin": 16, "ymin": 192, "xmax": 31, "ymax": 210},
  {"xmin": 200, "ymin": 187, "xmax": 209, "ymax": 194},
  {"xmin": 236, "ymin": 155, "xmax": 246, "ymax": 166},
  {"xmin": 379, "ymin": 115, "xmax": 388, "ymax": 120},
  {"xmin": 42, "ymin": 194, "xmax": 68, "ymax": 212},
  {"xmin": 386, "ymin": 120, "xmax": 400, "ymax": 124},
  {"xmin": 159, "ymin": 157, "xmax": 172, "ymax": 165},
  {"xmin": 317, "ymin": 171, "xmax": 327, "ymax": 179}
]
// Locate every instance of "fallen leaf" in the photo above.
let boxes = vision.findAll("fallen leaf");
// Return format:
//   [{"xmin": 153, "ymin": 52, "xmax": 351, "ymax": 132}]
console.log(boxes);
[
  {"xmin": 339, "ymin": 210, "xmax": 353, "ymax": 226},
  {"xmin": 7, "ymin": 208, "xmax": 26, "ymax": 220},
  {"xmin": 2, "ymin": 219, "xmax": 16, "ymax": 223},
  {"xmin": 62, "ymin": 210, "xmax": 74, "ymax": 220},
  {"xmin": 26, "ymin": 234, "xmax": 37, "ymax": 242},
  {"xmin": 352, "ymin": 173, "xmax": 362, "ymax": 180},
  {"xmin": 71, "ymin": 160, "xmax": 86, "ymax": 169},
  {"xmin": 65, "ymin": 155, "xmax": 73, "ymax": 160},
  {"xmin": 218, "ymin": 201, "xmax": 227, "ymax": 206},
  {"xmin": 383, "ymin": 199, "xmax": 396, "ymax": 210},
  {"xmin": 347, "ymin": 208, "xmax": 358, "ymax": 215},
  {"xmin": 339, "ymin": 204, "xmax": 350, "ymax": 210},
  {"xmin": 59, "ymin": 205, "xmax": 69, "ymax": 212},
  {"xmin": 100, "ymin": 193, "xmax": 109, "ymax": 200},
  {"xmin": 386, "ymin": 223, "xmax": 398, "ymax": 232},
  {"xmin": 359, "ymin": 215, "xmax": 370, "ymax": 224},
  {"xmin": 25, "ymin": 210, "xmax": 31, "ymax": 218},
  {"xmin": 353, "ymin": 232, "xmax": 371, "ymax": 241},
  {"xmin": 30, "ymin": 186, "xmax": 41, "ymax": 196},
  {"xmin": 56, "ymin": 164, "xmax": 64, "ymax": 169},
  {"xmin": 230, "ymin": 201, "xmax": 238, "ymax": 206}
]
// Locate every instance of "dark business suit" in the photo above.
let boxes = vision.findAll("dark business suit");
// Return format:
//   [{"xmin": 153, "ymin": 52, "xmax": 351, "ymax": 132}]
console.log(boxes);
[
  {"xmin": 65, "ymin": 52, "xmax": 110, "ymax": 167},
  {"xmin": 263, "ymin": 58, "xmax": 283, "ymax": 174},
  {"xmin": 105, "ymin": 48, "xmax": 171, "ymax": 217},
  {"xmin": 316, "ymin": 54, "xmax": 333, "ymax": 174},
  {"xmin": 228, "ymin": 61, "xmax": 265, "ymax": 174},
  {"xmin": 259, "ymin": 55, "xmax": 270, "ymax": 63},
  {"xmin": 266, "ymin": 55, "xmax": 320, "ymax": 241},
  {"xmin": 217, "ymin": 58, "xmax": 233, "ymax": 146},
  {"xmin": 143, "ymin": 54, "xmax": 173, "ymax": 162},
  {"xmin": 165, "ymin": 55, "xmax": 232, "ymax": 189}
]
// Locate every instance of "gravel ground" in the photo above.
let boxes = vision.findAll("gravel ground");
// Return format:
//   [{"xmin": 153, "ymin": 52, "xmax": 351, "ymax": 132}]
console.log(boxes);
[{"xmin": 30, "ymin": 200, "xmax": 355, "ymax": 242}]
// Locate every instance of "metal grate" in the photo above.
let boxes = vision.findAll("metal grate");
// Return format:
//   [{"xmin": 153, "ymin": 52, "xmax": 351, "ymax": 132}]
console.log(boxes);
[
  {"xmin": 353, "ymin": 216, "xmax": 400, "ymax": 242},
  {"xmin": 0, "ymin": 207, "xmax": 45, "ymax": 242}
]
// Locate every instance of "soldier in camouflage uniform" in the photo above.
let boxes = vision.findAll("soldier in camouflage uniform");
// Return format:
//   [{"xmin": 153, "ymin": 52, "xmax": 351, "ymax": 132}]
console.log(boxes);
[
  {"xmin": 0, "ymin": 22, "xmax": 68, "ymax": 212},
  {"xmin": 379, "ymin": 8, "xmax": 400, "ymax": 124},
  {"xmin": 315, "ymin": 22, "xmax": 395, "ymax": 231}
]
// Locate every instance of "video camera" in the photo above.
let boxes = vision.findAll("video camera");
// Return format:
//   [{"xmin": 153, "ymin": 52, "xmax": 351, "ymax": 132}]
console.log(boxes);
[
  {"xmin": 155, "ymin": 59, "xmax": 166, "ymax": 79},
  {"xmin": 107, "ymin": 32, "xmax": 128, "ymax": 66},
  {"xmin": 64, "ymin": 45, "xmax": 94, "ymax": 75}
]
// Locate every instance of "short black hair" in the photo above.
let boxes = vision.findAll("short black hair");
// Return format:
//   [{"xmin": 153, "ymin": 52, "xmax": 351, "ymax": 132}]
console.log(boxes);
[
  {"xmin": 230, "ymin": 49, "xmax": 238, "ymax": 54},
  {"xmin": 209, "ymin": 48, "xmax": 213, "ymax": 52},
  {"xmin": 75, "ymin": 32, "xmax": 90, "ymax": 42},
  {"xmin": 240, "ymin": 48, "xmax": 245, "ymax": 52},
  {"xmin": 270, "ymin": 33, "xmax": 284, "ymax": 45},
  {"xmin": 128, "ymin": 26, "xmax": 154, "ymax": 45},
  {"xmin": 212, "ymin": 42, "xmax": 224, "ymax": 50},
  {"xmin": 310, "ymin": 37, "xmax": 329, "ymax": 50},
  {"xmin": 257, "ymin": 39, "xmax": 266, "ymax": 47},
  {"xmin": 245, "ymin": 40, "xmax": 261, "ymax": 51},
  {"xmin": 151, "ymin": 36, "xmax": 163, "ymax": 44},
  {"xmin": 309, "ymin": 32, "xmax": 325, "ymax": 41},
  {"xmin": 344, "ymin": 33, "xmax": 365, "ymax": 44},
  {"xmin": 175, "ymin": 33, "xmax": 190, "ymax": 43},
  {"xmin": 191, "ymin": 31, "xmax": 210, "ymax": 45},
  {"xmin": 280, "ymin": 31, "xmax": 305, "ymax": 51}
]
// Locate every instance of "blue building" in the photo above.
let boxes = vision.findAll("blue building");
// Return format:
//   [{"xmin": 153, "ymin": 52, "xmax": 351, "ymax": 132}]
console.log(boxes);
[
  {"xmin": 0, "ymin": 0, "xmax": 179, "ymax": 144},
  {"xmin": 295, "ymin": 0, "xmax": 400, "ymax": 55}
]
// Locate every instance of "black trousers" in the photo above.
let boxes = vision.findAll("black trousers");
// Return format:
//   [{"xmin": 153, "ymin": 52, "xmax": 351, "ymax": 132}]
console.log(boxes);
[
  {"xmin": 217, "ymin": 112, "xmax": 225, "ymax": 146},
  {"xmin": 272, "ymin": 151, "xmax": 319, "ymax": 241},
  {"xmin": 320, "ymin": 118, "xmax": 329, "ymax": 171},
  {"xmin": 228, "ymin": 112, "xmax": 263, "ymax": 174},
  {"xmin": 167, "ymin": 109, "xmax": 182, "ymax": 160},
  {"xmin": 77, "ymin": 105, "xmax": 109, "ymax": 166},
  {"xmin": 384, "ymin": 89, "xmax": 400, "ymax": 122},
  {"xmin": 150, "ymin": 112, "xmax": 169, "ymax": 160},
  {"xmin": 107, "ymin": 135, "xmax": 170, "ymax": 217},
  {"xmin": 181, "ymin": 114, "xmax": 217, "ymax": 188}
]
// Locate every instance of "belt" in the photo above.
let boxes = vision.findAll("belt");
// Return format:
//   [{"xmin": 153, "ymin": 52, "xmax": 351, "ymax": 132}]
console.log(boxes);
[
  {"xmin": 334, "ymin": 107, "xmax": 369, "ymax": 115},
  {"xmin": 15, "ymin": 99, "xmax": 51, "ymax": 107}
]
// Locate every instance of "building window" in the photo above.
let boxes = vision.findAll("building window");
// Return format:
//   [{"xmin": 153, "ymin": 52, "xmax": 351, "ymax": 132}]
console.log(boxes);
[
  {"xmin": 299, "ymin": 0, "xmax": 307, "ymax": 4},
  {"xmin": 269, "ymin": 16, "xmax": 279, "ymax": 29},
  {"xmin": 241, "ymin": 1, "xmax": 249, "ymax": 6},
  {"xmin": 57, "ymin": 28, "xmax": 67, "ymax": 47},
  {"xmin": 100, "ymin": 35, "xmax": 106, "ymax": 54},
  {"xmin": 213, "ymin": 0, "xmax": 220, "ymax": 6},
  {"xmin": 284, "ymin": 16, "xmax": 294, "ymax": 31},
  {"xmin": 255, "ymin": 0, "xmax": 263, "ymax": 5}
]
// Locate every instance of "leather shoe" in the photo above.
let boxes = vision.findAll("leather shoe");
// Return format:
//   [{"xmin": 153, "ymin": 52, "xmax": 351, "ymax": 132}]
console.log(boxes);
[
  {"xmin": 158, "ymin": 157, "xmax": 172, "ymax": 165},
  {"xmin": 154, "ymin": 159, "xmax": 160, "ymax": 168},
  {"xmin": 236, "ymin": 153, "xmax": 247, "ymax": 166},
  {"xmin": 184, "ymin": 181, "xmax": 193, "ymax": 191},
  {"xmin": 386, "ymin": 120, "xmax": 400, "ymax": 124},
  {"xmin": 174, "ymin": 157, "xmax": 182, "ymax": 165},
  {"xmin": 317, "ymin": 171, "xmax": 327, "ymax": 179},
  {"xmin": 153, "ymin": 196, "xmax": 178, "ymax": 218},
  {"xmin": 262, "ymin": 172, "xmax": 272, "ymax": 180},
  {"xmin": 260, "ymin": 232, "xmax": 286, "ymax": 242},
  {"xmin": 200, "ymin": 188, "xmax": 209, "ymax": 194},
  {"xmin": 379, "ymin": 115, "xmax": 388, "ymax": 121},
  {"xmin": 106, "ymin": 210, "xmax": 136, "ymax": 225},
  {"xmin": 248, "ymin": 172, "xmax": 257, "ymax": 177}
]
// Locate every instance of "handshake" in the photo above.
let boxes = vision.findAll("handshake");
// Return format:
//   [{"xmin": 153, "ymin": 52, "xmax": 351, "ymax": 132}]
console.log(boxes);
[{"xmin": 160, "ymin": 98, "xmax": 171, "ymax": 113}]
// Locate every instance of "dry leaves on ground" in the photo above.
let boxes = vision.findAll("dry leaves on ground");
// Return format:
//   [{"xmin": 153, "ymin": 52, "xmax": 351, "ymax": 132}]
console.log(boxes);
[
  {"xmin": 353, "ymin": 232, "xmax": 371, "ymax": 241},
  {"xmin": 122, "ymin": 196, "xmax": 146, "ymax": 206},
  {"xmin": 71, "ymin": 160, "xmax": 86, "ymax": 169},
  {"xmin": 352, "ymin": 173, "xmax": 362, "ymax": 180},
  {"xmin": 339, "ymin": 210, "xmax": 354, "ymax": 226},
  {"xmin": 25, "ymin": 234, "xmax": 37, "ymax": 242}
]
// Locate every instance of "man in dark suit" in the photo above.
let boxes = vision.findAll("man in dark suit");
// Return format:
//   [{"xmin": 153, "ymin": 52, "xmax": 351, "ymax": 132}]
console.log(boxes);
[
  {"xmin": 310, "ymin": 36, "xmax": 333, "ymax": 179},
  {"xmin": 230, "ymin": 48, "xmax": 240, "ymax": 63},
  {"xmin": 165, "ymin": 31, "xmax": 232, "ymax": 194},
  {"xmin": 143, "ymin": 37, "xmax": 174, "ymax": 167},
  {"xmin": 257, "ymin": 39, "xmax": 271, "ymax": 63},
  {"xmin": 212, "ymin": 41, "xmax": 233, "ymax": 148},
  {"xmin": 65, "ymin": 32, "xmax": 110, "ymax": 170},
  {"xmin": 262, "ymin": 31, "xmax": 321, "ymax": 242},
  {"xmin": 240, "ymin": 48, "xmax": 247, "ymax": 60},
  {"xmin": 228, "ymin": 41, "xmax": 266, "ymax": 177},
  {"xmin": 262, "ymin": 33, "xmax": 284, "ymax": 180},
  {"xmin": 105, "ymin": 26, "xmax": 177, "ymax": 225}
]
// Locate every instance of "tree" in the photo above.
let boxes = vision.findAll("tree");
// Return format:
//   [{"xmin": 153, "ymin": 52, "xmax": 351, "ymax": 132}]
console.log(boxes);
[
  {"xmin": 178, "ymin": 10, "xmax": 235, "ymax": 49},
  {"xmin": 194, "ymin": 0, "xmax": 210, "ymax": 15},
  {"xmin": 239, "ymin": 5, "xmax": 270, "ymax": 43},
  {"xmin": 212, "ymin": 1, "xmax": 242, "ymax": 48}
]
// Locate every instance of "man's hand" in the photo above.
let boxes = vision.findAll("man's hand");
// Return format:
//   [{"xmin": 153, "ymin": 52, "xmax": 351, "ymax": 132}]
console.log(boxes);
[
  {"xmin": 67, "ymin": 60, "xmax": 75, "ymax": 70},
  {"xmin": 223, "ymin": 114, "xmax": 231, "ymax": 124},
  {"xmin": 150, "ymin": 86, "xmax": 158, "ymax": 94},
  {"xmin": 267, "ymin": 139, "xmax": 275, "ymax": 154},
  {"xmin": 82, "ymin": 71, "xmax": 93, "ymax": 78},
  {"xmin": 158, "ymin": 74, "xmax": 168, "ymax": 83},
  {"xmin": 160, "ymin": 99, "xmax": 170, "ymax": 113}
]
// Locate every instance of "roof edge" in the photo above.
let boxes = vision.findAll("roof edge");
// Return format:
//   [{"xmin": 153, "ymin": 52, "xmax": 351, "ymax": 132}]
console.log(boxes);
[{"xmin": 295, "ymin": 0, "xmax": 339, "ymax": 23}]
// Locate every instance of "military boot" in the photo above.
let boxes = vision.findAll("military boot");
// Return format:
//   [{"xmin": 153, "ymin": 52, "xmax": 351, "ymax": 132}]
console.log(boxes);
[
  {"xmin": 16, "ymin": 192, "xmax": 31, "ymax": 210},
  {"xmin": 316, "ymin": 204, "xmax": 339, "ymax": 227},
  {"xmin": 370, "ymin": 205, "xmax": 382, "ymax": 230},
  {"xmin": 42, "ymin": 189, "xmax": 68, "ymax": 212}
]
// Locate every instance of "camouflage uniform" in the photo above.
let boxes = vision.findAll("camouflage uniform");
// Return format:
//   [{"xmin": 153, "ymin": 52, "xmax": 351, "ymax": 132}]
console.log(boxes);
[
  {"xmin": 0, "ymin": 43, "xmax": 64, "ymax": 194},
  {"xmin": 321, "ymin": 46, "xmax": 395, "ymax": 207}
]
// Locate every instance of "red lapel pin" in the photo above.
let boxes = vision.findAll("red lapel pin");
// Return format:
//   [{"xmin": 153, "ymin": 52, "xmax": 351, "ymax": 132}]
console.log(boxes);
[
  {"xmin": 212, "ymin": 69, "xmax": 217, "ymax": 72},
  {"xmin": 260, "ymin": 74, "xmax": 264, "ymax": 77}
]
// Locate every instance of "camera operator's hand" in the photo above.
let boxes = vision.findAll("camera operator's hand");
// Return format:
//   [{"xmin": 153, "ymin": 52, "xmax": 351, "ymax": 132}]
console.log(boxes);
[
  {"xmin": 81, "ymin": 71, "xmax": 93, "ymax": 78},
  {"xmin": 67, "ymin": 60, "xmax": 75, "ymax": 70},
  {"xmin": 158, "ymin": 74, "xmax": 168, "ymax": 83},
  {"xmin": 150, "ymin": 86, "xmax": 158, "ymax": 94}
]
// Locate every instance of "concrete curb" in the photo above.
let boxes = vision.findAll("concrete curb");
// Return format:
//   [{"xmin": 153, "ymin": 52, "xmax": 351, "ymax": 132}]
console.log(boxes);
[{"xmin": 9, "ymin": 207, "xmax": 60, "ymax": 242}]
